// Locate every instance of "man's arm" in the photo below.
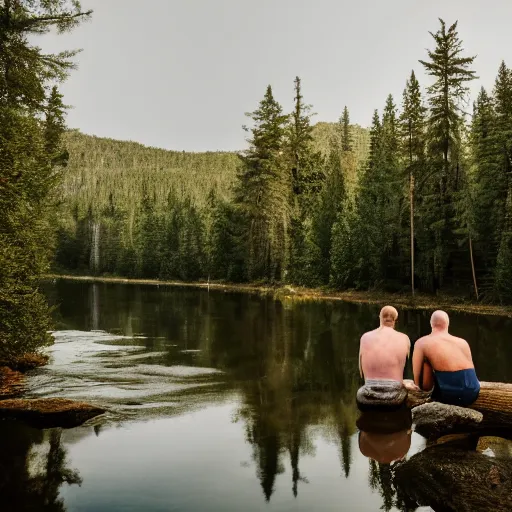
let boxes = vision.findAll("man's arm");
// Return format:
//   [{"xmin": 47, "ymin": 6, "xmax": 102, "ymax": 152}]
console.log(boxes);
[
  {"xmin": 412, "ymin": 339, "xmax": 424, "ymax": 387},
  {"xmin": 404, "ymin": 334, "xmax": 411, "ymax": 359},
  {"xmin": 359, "ymin": 336, "xmax": 365, "ymax": 379}
]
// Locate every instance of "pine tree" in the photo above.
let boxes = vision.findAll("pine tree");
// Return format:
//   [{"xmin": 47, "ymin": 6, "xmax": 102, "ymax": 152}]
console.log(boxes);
[
  {"xmin": 341, "ymin": 106, "xmax": 352, "ymax": 152},
  {"xmin": 0, "ymin": 1, "xmax": 91, "ymax": 360},
  {"xmin": 492, "ymin": 62, "xmax": 512, "ymax": 301},
  {"xmin": 352, "ymin": 98, "xmax": 403, "ymax": 290},
  {"xmin": 312, "ymin": 132, "xmax": 346, "ymax": 284},
  {"xmin": 399, "ymin": 71, "xmax": 426, "ymax": 295},
  {"xmin": 419, "ymin": 19, "xmax": 477, "ymax": 290},
  {"xmin": 287, "ymin": 77, "xmax": 324, "ymax": 286},
  {"xmin": 44, "ymin": 86, "xmax": 69, "ymax": 167},
  {"xmin": 236, "ymin": 85, "xmax": 291, "ymax": 282}
]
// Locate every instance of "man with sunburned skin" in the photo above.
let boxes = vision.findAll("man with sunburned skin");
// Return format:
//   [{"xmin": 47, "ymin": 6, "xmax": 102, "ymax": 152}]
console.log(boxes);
[
  {"xmin": 359, "ymin": 306, "xmax": 411, "ymax": 383},
  {"xmin": 412, "ymin": 310, "xmax": 480, "ymax": 406}
]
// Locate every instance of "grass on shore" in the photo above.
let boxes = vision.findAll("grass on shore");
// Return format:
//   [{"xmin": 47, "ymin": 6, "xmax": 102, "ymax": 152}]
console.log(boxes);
[{"xmin": 44, "ymin": 273, "xmax": 512, "ymax": 318}]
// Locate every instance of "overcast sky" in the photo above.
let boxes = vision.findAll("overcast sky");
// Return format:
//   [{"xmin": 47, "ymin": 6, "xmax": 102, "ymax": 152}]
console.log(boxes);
[{"xmin": 39, "ymin": 0, "xmax": 512, "ymax": 152}]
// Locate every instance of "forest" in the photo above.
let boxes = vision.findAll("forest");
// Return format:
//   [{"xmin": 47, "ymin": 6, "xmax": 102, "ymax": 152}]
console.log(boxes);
[{"xmin": 53, "ymin": 19, "xmax": 512, "ymax": 303}]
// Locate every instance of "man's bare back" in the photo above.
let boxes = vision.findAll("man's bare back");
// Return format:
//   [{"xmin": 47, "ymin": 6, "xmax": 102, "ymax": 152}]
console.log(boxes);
[
  {"xmin": 359, "ymin": 306, "xmax": 411, "ymax": 383},
  {"xmin": 412, "ymin": 311, "xmax": 478, "ymax": 404}
]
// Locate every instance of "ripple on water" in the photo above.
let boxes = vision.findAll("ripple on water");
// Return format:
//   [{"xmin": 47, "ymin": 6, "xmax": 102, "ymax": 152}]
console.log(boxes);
[{"xmin": 25, "ymin": 330, "xmax": 227, "ymax": 422}]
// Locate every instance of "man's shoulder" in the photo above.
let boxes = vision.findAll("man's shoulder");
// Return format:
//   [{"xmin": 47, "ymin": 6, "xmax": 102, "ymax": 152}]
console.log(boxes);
[
  {"xmin": 450, "ymin": 334, "xmax": 469, "ymax": 346},
  {"xmin": 414, "ymin": 334, "xmax": 430, "ymax": 346},
  {"xmin": 360, "ymin": 329, "xmax": 378, "ymax": 342}
]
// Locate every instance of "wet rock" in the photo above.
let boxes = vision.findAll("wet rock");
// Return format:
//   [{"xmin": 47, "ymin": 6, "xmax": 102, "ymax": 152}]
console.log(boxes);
[
  {"xmin": 394, "ymin": 444, "xmax": 512, "ymax": 512},
  {"xmin": 0, "ymin": 398, "xmax": 105, "ymax": 429},
  {"xmin": 477, "ymin": 436, "xmax": 512, "ymax": 459},
  {"xmin": 412, "ymin": 402, "xmax": 483, "ymax": 439}
]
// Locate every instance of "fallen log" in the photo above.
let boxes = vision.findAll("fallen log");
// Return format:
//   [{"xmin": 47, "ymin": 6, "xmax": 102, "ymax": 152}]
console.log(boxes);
[
  {"xmin": 407, "ymin": 381, "xmax": 512, "ymax": 413},
  {"xmin": 0, "ymin": 398, "xmax": 106, "ymax": 429},
  {"xmin": 394, "ymin": 443, "xmax": 512, "ymax": 512}
]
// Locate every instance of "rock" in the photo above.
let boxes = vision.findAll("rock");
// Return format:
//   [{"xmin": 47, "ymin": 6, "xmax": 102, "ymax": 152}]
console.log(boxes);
[
  {"xmin": 394, "ymin": 444, "xmax": 512, "ymax": 512},
  {"xmin": 356, "ymin": 379, "xmax": 407, "ymax": 411},
  {"xmin": 476, "ymin": 436, "xmax": 512, "ymax": 459},
  {"xmin": 412, "ymin": 402, "xmax": 483, "ymax": 439},
  {"xmin": 0, "ymin": 398, "xmax": 105, "ymax": 429}
]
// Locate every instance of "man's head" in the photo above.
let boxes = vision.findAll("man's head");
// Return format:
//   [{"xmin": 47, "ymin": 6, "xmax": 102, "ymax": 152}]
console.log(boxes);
[
  {"xmin": 379, "ymin": 306, "xmax": 398, "ymax": 328},
  {"xmin": 430, "ymin": 310, "xmax": 450, "ymax": 332}
]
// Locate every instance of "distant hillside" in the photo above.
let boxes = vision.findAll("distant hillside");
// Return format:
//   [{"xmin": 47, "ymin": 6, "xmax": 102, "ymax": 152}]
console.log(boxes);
[
  {"xmin": 59, "ymin": 130, "xmax": 239, "ymax": 214},
  {"xmin": 59, "ymin": 124, "xmax": 370, "ymax": 215},
  {"xmin": 311, "ymin": 122, "xmax": 370, "ymax": 166}
]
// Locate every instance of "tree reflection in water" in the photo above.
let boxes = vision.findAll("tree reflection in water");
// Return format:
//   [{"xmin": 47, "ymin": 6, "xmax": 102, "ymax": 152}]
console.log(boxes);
[
  {"xmin": 0, "ymin": 422, "xmax": 82, "ymax": 512},
  {"xmin": 224, "ymin": 299, "xmax": 362, "ymax": 501}
]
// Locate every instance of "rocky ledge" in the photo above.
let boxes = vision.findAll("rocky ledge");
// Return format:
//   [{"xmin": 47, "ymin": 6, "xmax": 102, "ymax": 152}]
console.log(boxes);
[{"xmin": 0, "ymin": 398, "xmax": 106, "ymax": 429}]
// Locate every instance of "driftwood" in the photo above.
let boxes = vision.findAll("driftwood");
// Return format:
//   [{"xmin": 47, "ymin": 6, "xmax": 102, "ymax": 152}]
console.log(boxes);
[
  {"xmin": 0, "ymin": 398, "xmax": 105, "ymax": 429},
  {"xmin": 394, "ymin": 443, "xmax": 512, "ymax": 512}
]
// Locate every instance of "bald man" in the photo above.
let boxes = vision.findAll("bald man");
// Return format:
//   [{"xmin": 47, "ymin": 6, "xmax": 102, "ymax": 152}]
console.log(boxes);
[
  {"xmin": 359, "ymin": 306, "xmax": 411, "ymax": 383},
  {"xmin": 412, "ymin": 310, "xmax": 480, "ymax": 406}
]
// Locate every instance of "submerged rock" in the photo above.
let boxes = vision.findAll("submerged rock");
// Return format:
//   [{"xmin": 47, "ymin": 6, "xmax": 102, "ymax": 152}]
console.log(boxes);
[
  {"xmin": 0, "ymin": 398, "xmax": 105, "ymax": 429},
  {"xmin": 394, "ymin": 444, "xmax": 512, "ymax": 512},
  {"xmin": 412, "ymin": 402, "xmax": 483, "ymax": 439}
]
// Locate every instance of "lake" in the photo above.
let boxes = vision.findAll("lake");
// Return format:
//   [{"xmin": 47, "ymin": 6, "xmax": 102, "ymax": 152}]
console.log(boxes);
[{"xmin": 2, "ymin": 280, "xmax": 512, "ymax": 511}]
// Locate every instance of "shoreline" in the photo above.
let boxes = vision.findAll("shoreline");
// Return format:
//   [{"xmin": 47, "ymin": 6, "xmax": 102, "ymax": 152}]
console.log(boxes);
[{"xmin": 44, "ymin": 274, "xmax": 512, "ymax": 318}]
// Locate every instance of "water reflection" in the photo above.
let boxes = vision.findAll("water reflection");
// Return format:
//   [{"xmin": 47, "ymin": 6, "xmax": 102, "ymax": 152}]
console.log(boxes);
[
  {"xmin": 357, "ymin": 409, "xmax": 412, "ymax": 464},
  {"xmin": 20, "ymin": 281, "xmax": 512, "ymax": 511},
  {"xmin": 0, "ymin": 422, "xmax": 82, "ymax": 511}
]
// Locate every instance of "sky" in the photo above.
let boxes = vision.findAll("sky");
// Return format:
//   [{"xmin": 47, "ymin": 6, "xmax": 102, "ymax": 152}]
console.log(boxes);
[{"xmin": 39, "ymin": 0, "xmax": 512, "ymax": 152}]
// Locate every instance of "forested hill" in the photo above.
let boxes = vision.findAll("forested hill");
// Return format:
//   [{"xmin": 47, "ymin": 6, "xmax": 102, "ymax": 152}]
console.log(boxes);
[
  {"xmin": 54, "ymin": 122, "xmax": 369, "ymax": 278},
  {"xmin": 60, "ymin": 123, "xmax": 369, "ymax": 212}
]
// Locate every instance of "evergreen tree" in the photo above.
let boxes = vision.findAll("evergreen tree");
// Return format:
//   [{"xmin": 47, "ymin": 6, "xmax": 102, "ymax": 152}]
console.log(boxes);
[
  {"xmin": 470, "ymin": 88, "xmax": 499, "ymax": 291},
  {"xmin": 287, "ymin": 76, "xmax": 324, "ymax": 286},
  {"xmin": 341, "ymin": 106, "xmax": 352, "ymax": 152},
  {"xmin": 236, "ymin": 85, "xmax": 291, "ymax": 282},
  {"xmin": 44, "ymin": 86, "xmax": 69, "ymax": 167},
  {"xmin": 419, "ymin": 19, "xmax": 477, "ymax": 290},
  {"xmin": 399, "ymin": 71, "xmax": 426, "ymax": 295},
  {"xmin": 312, "ymin": 132, "xmax": 346, "ymax": 284},
  {"xmin": 491, "ymin": 62, "xmax": 512, "ymax": 301},
  {"xmin": 0, "ymin": 1, "xmax": 91, "ymax": 361}
]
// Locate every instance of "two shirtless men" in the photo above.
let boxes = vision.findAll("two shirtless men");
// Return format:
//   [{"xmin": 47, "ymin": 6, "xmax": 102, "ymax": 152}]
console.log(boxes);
[{"xmin": 359, "ymin": 306, "xmax": 480, "ymax": 406}]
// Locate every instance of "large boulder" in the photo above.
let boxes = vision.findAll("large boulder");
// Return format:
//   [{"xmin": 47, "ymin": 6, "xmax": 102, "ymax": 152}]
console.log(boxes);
[
  {"xmin": 0, "ymin": 398, "xmax": 105, "ymax": 428},
  {"xmin": 412, "ymin": 402, "xmax": 483, "ymax": 439}
]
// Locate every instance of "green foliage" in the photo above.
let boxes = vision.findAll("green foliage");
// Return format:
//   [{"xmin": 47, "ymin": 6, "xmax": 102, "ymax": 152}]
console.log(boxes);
[
  {"xmin": 418, "ymin": 18, "xmax": 477, "ymax": 291},
  {"xmin": 0, "ymin": 1, "xmax": 90, "ymax": 360},
  {"xmin": 236, "ymin": 85, "xmax": 291, "ymax": 282}
]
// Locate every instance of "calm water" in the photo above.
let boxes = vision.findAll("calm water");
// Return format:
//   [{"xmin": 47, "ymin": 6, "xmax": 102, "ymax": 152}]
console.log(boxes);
[{"xmin": 2, "ymin": 280, "xmax": 512, "ymax": 512}]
